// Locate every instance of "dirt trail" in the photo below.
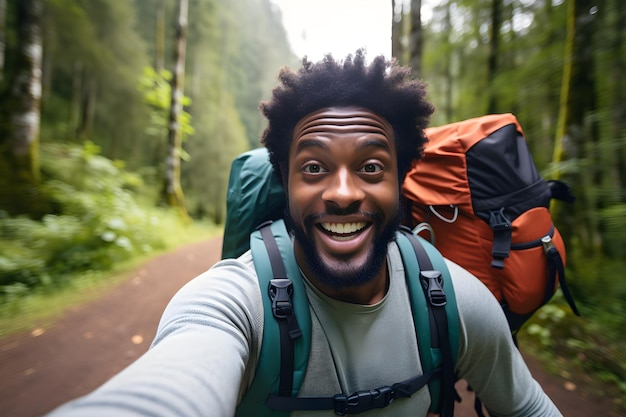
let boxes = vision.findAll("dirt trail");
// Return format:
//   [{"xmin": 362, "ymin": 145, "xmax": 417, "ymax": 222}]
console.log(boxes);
[{"xmin": 0, "ymin": 236, "xmax": 618, "ymax": 417}]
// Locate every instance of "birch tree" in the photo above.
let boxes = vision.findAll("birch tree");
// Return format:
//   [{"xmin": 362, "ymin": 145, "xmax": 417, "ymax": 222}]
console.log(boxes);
[
  {"xmin": 162, "ymin": 0, "xmax": 190, "ymax": 220},
  {"xmin": 0, "ymin": 0, "xmax": 45, "ymax": 216}
]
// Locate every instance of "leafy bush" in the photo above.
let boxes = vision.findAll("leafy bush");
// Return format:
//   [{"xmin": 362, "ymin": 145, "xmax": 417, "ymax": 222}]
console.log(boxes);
[
  {"xmin": 520, "ymin": 272, "xmax": 626, "ymax": 413},
  {"xmin": 0, "ymin": 142, "xmax": 167, "ymax": 296}
]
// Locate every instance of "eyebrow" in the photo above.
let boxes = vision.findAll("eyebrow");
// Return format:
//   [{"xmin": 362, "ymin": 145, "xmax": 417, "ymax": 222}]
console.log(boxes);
[
  {"xmin": 360, "ymin": 137, "xmax": 392, "ymax": 153},
  {"xmin": 294, "ymin": 138, "xmax": 328, "ymax": 154},
  {"xmin": 293, "ymin": 136, "xmax": 392, "ymax": 155}
]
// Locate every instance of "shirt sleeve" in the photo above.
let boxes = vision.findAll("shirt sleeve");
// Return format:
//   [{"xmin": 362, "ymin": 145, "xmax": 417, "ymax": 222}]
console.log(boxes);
[
  {"xmin": 45, "ymin": 255, "xmax": 264, "ymax": 417},
  {"xmin": 447, "ymin": 259, "xmax": 563, "ymax": 417}
]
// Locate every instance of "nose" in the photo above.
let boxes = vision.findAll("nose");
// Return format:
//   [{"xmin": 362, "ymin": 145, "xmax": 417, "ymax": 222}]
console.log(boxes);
[{"xmin": 322, "ymin": 168, "xmax": 365, "ymax": 210}]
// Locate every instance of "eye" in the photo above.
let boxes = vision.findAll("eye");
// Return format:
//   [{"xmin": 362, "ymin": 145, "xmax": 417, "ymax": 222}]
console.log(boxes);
[
  {"xmin": 302, "ymin": 163, "xmax": 327, "ymax": 174},
  {"xmin": 359, "ymin": 162, "xmax": 384, "ymax": 174}
]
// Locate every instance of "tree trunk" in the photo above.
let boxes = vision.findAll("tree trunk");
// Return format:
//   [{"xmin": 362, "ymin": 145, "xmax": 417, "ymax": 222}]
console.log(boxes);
[
  {"xmin": 0, "ymin": 0, "xmax": 6, "ymax": 82},
  {"xmin": 407, "ymin": 0, "xmax": 422, "ymax": 77},
  {"xmin": 0, "ymin": 0, "xmax": 48, "ymax": 217},
  {"xmin": 487, "ymin": 0, "xmax": 501, "ymax": 113},
  {"xmin": 552, "ymin": 0, "xmax": 598, "ymax": 252},
  {"xmin": 391, "ymin": 0, "xmax": 403, "ymax": 63},
  {"xmin": 76, "ymin": 72, "xmax": 97, "ymax": 141},
  {"xmin": 442, "ymin": 3, "xmax": 453, "ymax": 122},
  {"xmin": 40, "ymin": 23, "xmax": 52, "ymax": 106},
  {"xmin": 68, "ymin": 60, "xmax": 82, "ymax": 139},
  {"xmin": 155, "ymin": 0, "xmax": 165, "ymax": 72},
  {"xmin": 162, "ymin": 0, "xmax": 190, "ymax": 221},
  {"xmin": 608, "ymin": 0, "xmax": 625, "ymax": 190},
  {"xmin": 536, "ymin": 0, "xmax": 557, "ymax": 166}
]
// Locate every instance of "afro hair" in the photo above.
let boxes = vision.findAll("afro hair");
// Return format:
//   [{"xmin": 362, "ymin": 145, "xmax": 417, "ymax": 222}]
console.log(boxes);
[{"xmin": 259, "ymin": 49, "xmax": 435, "ymax": 181}]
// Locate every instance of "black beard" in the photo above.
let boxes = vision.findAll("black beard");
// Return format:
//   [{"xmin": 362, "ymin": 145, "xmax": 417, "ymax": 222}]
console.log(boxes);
[{"xmin": 283, "ymin": 206, "xmax": 401, "ymax": 290}]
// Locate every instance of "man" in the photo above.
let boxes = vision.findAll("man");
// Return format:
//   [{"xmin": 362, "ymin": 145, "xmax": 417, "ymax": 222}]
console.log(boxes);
[{"xmin": 47, "ymin": 51, "xmax": 562, "ymax": 416}]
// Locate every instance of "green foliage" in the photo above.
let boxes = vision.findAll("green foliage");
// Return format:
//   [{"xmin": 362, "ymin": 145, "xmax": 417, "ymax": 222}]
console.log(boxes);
[
  {"xmin": 0, "ymin": 208, "xmax": 219, "ymax": 338},
  {"xmin": 182, "ymin": 89, "xmax": 249, "ymax": 223},
  {"xmin": 520, "ymin": 261, "xmax": 626, "ymax": 412},
  {"xmin": 0, "ymin": 0, "xmax": 290, "ymax": 334},
  {"xmin": 138, "ymin": 66, "xmax": 173, "ymax": 135},
  {"xmin": 42, "ymin": 0, "xmax": 151, "ymax": 151},
  {"xmin": 0, "ymin": 142, "xmax": 167, "ymax": 296},
  {"xmin": 524, "ymin": 304, "xmax": 568, "ymax": 348},
  {"xmin": 137, "ymin": 66, "xmax": 195, "ymax": 144},
  {"xmin": 599, "ymin": 204, "xmax": 626, "ymax": 258},
  {"xmin": 421, "ymin": 3, "xmax": 626, "ymax": 404},
  {"xmin": 22, "ymin": 0, "xmax": 296, "ymax": 225}
]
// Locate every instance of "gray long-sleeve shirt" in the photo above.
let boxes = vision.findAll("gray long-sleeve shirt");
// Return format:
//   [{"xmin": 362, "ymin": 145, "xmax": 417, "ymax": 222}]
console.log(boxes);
[{"xmin": 46, "ymin": 242, "xmax": 562, "ymax": 417}]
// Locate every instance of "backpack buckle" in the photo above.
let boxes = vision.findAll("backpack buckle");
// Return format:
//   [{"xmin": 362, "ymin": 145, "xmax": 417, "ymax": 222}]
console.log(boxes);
[
  {"xmin": 420, "ymin": 270, "xmax": 447, "ymax": 307},
  {"xmin": 333, "ymin": 386, "xmax": 395, "ymax": 415},
  {"xmin": 269, "ymin": 279, "xmax": 302, "ymax": 340},
  {"xmin": 489, "ymin": 208, "xmax": 512, "ymax": 269},
  {"xmin": 488, "ymin": 207, "xmax": 511, "ymax": 231},
  {"xmin": 269, "ymin": 279, "xmax": 294, "ymax": 319}
]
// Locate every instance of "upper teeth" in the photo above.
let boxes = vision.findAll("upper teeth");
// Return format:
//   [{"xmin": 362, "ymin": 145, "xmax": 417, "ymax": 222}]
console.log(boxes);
[{"xmin": 321, "ymin": 222, "xmax": 366, "ymax": 234}]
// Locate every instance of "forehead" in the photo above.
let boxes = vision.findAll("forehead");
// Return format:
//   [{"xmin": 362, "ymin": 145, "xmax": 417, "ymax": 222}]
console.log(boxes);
[{"xmin": 291, "ymin": 106, "xmax": 395, "ymax": 152}]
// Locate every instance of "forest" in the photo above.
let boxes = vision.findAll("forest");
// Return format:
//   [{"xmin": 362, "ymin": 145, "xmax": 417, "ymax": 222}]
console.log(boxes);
[{"xmin": 0, "ymin": 0, "xmax": 624, "ymax": 411}]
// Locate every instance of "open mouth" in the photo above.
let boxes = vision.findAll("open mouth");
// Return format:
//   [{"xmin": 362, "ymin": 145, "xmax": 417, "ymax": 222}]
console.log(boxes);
[{"xmin": 319, "ymin": 222, "xmax": 369, "ymax": 241}]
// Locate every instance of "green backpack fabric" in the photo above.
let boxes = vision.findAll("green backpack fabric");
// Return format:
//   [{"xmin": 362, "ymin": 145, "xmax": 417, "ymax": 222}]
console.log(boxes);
[
  {"xmin": 221, "ymin": 148, "xmax": 285, "ymax": 259},
  {"xmin": 233, "ymin": 219, "xmax": 460, "ymax": 416}
]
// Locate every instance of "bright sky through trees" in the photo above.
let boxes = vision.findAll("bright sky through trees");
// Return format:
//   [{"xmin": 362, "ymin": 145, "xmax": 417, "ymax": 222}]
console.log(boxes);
[{"xmin": 269, "ymin": 0, "xmax": 393, "ymax": 61}]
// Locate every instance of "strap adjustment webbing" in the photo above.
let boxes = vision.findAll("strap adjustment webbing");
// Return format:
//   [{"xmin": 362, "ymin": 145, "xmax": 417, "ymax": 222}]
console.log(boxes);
[{"xmin": 541, "ymin": 235, "xmax": 580, "ymax": 316}]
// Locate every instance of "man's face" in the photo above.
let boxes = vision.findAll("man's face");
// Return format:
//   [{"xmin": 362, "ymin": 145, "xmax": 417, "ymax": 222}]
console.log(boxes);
[{"xmin": 285, "ymin": 106, "xmax": 400, "ymax": 291}]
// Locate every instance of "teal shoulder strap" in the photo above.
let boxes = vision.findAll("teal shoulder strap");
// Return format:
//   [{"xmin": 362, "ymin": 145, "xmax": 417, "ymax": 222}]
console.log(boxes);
[
  {"xmin": 235, "ymin": 219, "xmax": 311, "ymax": 417},
  {"xmin": 395, "ymin": 227, "xmax": 460, "ymax": 416}
]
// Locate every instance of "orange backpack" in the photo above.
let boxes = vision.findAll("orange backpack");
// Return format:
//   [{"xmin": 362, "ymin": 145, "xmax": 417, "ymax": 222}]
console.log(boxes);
[{"xmin": 402, "ymin": 113, "xmax": 580, "ymax": 333}]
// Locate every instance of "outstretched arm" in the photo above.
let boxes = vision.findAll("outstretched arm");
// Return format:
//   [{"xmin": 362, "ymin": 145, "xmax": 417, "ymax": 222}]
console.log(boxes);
[{"xmin": 46, "ymin": 257, "xmax": 263, "ymax": 417}]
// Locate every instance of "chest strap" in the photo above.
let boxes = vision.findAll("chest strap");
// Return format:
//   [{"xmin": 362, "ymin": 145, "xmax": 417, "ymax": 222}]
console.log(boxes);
[{"xmin": 265, "ymin": 369, "xmax": 440, "ymax": 416}]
